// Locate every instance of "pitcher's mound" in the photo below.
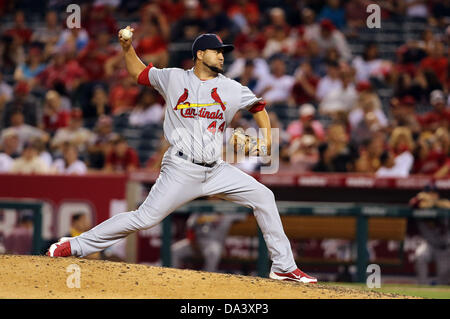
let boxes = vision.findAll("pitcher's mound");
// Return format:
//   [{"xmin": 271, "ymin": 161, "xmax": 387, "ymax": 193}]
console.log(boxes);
[{"xmin": 0, "ymin": 255, "xmax": 412, "ymax": 299}]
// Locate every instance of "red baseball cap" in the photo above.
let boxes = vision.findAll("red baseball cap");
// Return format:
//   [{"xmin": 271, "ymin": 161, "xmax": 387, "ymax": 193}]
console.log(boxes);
[
  {"xmin": 29, "ymin": 47, "xmax": 41, "ymax": 56},
  {"xmin": 356, "ymin": 81, "xmax": 372, "ymax": 92},
  {"xmin": 14, "ymin": 81, "xmax": 29, "ymax": 95},
  {"xmin": 320, "ymin": 19, "xmax": 335, "ymax": 32},
  {"xmin": 70, "ymin": 108, "xmax": 83, "ymax": 120},
  {"xmin": 399, "ymin": 95, "xmax": 416, "ymax": 106}
]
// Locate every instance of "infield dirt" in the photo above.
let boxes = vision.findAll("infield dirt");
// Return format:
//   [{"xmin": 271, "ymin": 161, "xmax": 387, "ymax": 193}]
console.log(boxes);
[{"xmin": 0, "ymin": 255, "xmax": 417, "ymax": 299}]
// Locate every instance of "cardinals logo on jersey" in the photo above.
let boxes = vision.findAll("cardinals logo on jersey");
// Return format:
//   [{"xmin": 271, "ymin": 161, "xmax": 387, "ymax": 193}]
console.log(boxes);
[
  {"xmin": 174, "ymin": 88, "xmax": 189, "ymax": 110},
  {"xmin": 211, "ymin": 88, "xmax": 226, "ymax": 111},
  {"xmin": 173, "ymin": 88, "xmax": 227, "ymax": 117}
]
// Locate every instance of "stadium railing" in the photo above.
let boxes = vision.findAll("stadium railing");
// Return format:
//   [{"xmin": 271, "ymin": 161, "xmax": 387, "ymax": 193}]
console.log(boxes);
[
  {"xmin": 0, "ymin": 200, "xmax": 44, "ymax": 255},
  {"xmin": 163, "ymin": 201, "xmax": 450, "ymax": 282}
]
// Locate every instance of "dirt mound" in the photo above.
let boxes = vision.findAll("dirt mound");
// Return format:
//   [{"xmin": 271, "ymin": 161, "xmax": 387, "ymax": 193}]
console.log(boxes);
[{"xmin": 0, "ymin": 255, "xmax": 412, "ymax": 299}]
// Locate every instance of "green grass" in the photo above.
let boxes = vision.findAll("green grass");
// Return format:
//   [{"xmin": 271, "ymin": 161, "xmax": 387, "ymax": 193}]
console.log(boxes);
[{"xmin": 323, "ymin": 282, "xmax": 450, "ymax": 299}]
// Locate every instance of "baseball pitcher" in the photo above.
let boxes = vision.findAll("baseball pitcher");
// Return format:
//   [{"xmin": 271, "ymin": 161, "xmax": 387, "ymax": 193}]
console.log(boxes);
[{"xmin": 47, "ymin": 27, "xmax": 317, "ymax": 283}]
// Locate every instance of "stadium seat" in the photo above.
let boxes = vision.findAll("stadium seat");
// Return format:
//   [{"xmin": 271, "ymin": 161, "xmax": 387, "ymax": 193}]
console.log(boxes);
[
  {"xmin": 142, "ymin": 126, "xmax": 163, "ymax": 139},
  {"xmin": 138, "ymin": 150, "xmax": 155, "ymax": 166},
  {"xmin": 138, "ymin": 139, "xmax": 160, "ymax": 152},
  {"xmin": 121, "ymin": 128, "xmax": 143, "ymax": 139}
]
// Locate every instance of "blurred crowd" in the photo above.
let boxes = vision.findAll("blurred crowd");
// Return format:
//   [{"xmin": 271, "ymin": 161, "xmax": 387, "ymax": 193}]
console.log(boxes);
[{"xmin": 0, "ymin": 0, "xmax": 449, "ymax": 177}]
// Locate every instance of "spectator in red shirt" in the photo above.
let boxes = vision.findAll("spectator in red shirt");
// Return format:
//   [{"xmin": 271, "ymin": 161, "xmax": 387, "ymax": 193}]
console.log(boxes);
[
  {"xmin": 345, "ymin": 0, "xmax": 370, "ymax": 28},
  {"xmin": 4, "ymin": 11, "xmax": 32, "ymax": 45},
  {"xmin": 233, "ymin": 24, "xmax": 267, "ymax": 54},
  {"xmin": 413, "ymin": 132, "xmax": 447, "ymax": 175},
  {"xmin": 83, "ymin": 4, "xmax": 117, "ymax": 37},
  {"xmin": 42, "ymin": 90, "xmax": 70, "ymax": 134},
  {"xmin": 420, "ymin": 41, "xmax": 448, "ymax": 84},
  {"xmin": 420, "ymin": 128, "xmax": 450, "ymax": 178},
  {"xmin": 37, "ymin": 51, "xmax": 87, "ymax": 92},
  {"xmin": 104, "ymin": 135, "xmax": 139, "ymax": 173},
  {"xmin": 77, "ymin": 31, "xmax": 118, "ymax": 81},
  {"xmin": 108, "ymin": 70, "xmax": 140, "ymax": 115},
  {"xmin": 157, "ymin": 0, "xmax": 185, "ymax": 23},
  {"xmin": 417, "ymin": 90, "xmax": 450, "ymax": 131},
  {"xmin": 135, "ymin": 21, "xmax": 169, "ymax": 67},
  {"xmin": 291, "ymin": 62, "xmax": 319, "ymax": 106},
  {"xmin": 134, "ymin": 4, "xmax": 169, "ymax": 67}
]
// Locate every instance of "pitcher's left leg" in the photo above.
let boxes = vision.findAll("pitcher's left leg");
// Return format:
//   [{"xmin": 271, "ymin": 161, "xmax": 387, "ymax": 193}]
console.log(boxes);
[{"xmin": 204, "ymin": 163, "xmax": 317, "ymax": 282}]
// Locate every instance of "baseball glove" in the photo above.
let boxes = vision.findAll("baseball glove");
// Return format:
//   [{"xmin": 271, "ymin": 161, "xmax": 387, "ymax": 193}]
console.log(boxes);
[{"xmin": 229, "ymin": 128, "xmax": 268, "ymax": 156}]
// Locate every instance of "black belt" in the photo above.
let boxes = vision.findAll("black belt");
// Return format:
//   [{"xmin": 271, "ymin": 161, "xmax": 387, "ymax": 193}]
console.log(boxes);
[{"xmin": 176, "ymin": 150, "xmax": 217, "ymax": 168}]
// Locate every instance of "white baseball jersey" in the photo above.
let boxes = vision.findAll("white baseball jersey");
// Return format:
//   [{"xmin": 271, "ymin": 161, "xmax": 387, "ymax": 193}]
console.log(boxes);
[
  {"xmin": 139, "ymin": 65, "xmax": 264, "ymax": 163},
  {"xmin": 68, "ymin": 63, "xmax": 298, "ymax": 275}
]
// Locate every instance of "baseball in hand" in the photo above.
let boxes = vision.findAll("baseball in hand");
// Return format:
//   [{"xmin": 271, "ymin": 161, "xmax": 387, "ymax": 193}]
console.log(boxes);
[{"xmin": 120, "ymin": 28, "xmax": 133, "ymax": 40}]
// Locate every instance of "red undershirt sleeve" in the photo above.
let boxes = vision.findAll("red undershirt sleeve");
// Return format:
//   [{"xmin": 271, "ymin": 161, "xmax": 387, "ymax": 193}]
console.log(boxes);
[
  {"xmin": 137, "ymin": 63, "xmax": 154, "ymax": 86},
  {"xmin": 248, "ymin": 100, "xmax": 267, "ymax": 113}
]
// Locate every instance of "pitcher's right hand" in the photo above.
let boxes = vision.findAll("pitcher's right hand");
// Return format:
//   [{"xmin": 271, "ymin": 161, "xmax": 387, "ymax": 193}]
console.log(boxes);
[{"xmin": 118, "ymin": 26, "xmax": 134, "ymax": 52}]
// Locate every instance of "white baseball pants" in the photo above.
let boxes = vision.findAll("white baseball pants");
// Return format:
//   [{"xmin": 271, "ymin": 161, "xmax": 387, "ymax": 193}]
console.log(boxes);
[{"xmin": 69, "ymin": 147, "xmax": 297, "ymax": 273}]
